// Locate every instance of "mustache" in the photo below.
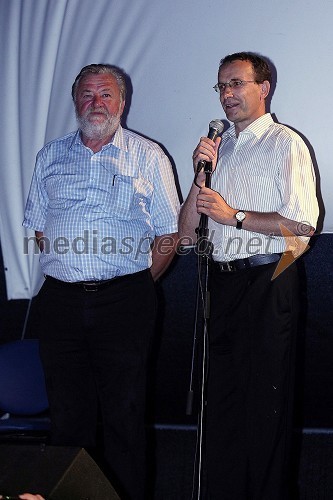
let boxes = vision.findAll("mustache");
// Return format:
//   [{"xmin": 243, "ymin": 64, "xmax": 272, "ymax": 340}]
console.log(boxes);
[{"xmin": 84, "ymin": 107, "xmax": 109, "ymax": 117}]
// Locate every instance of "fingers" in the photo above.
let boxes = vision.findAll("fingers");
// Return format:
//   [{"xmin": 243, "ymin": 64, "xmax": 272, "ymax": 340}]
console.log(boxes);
[
  {"xmin": 19, "ymin": 494, "xmax": 45, "ymax": 500},
  {"xmin": 196, "ymin": 187, "xmax": 225, "ymax": 215},
  {"xmin": 193, "ymin": 137, "xmax": 218, "ymax": 168},
  {"xmin": 196, "ymin": 188, "xmax": 213, "ymax": 212},
  {"xmin": 196, "ymin": 198, "xmax": 209, "ymax": 211}
]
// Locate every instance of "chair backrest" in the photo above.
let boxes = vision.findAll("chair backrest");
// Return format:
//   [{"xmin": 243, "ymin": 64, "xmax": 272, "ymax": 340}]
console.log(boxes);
[{"xmin": 0, "ymin": 339, "xmax": 48, "ymax": 415}]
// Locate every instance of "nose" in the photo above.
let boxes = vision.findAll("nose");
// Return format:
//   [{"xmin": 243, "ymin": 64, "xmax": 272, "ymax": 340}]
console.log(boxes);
[
  {"xmin": 221, "ymin": 84, "xmax": 233, "ymax": 97},
  {"xmin": 92, "ymin": 94, "xmax": 103, "ymax": 107}
]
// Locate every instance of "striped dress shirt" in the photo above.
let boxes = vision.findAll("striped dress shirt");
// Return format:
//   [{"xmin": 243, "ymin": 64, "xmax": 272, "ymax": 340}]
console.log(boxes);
[
  {"xmin": 23, "ymin": 126, "xmax": 180, "ymax": 281},
  {"xmin": 209, "ymin": 113, "xmax": 319, "ymax": 261}
]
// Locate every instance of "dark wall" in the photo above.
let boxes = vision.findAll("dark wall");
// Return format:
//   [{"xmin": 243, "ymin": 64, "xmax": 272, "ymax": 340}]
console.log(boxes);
[
  {"xmin": 1, "ymin": 235, "xmax": 333, "ymax": 427},
  {"xmin": 150, "ymin": 234, "xmax": 333, "ymax": 428},
  {"xmin": 295, "ymin": 234, "xmax": 333, "ymax": 428}
]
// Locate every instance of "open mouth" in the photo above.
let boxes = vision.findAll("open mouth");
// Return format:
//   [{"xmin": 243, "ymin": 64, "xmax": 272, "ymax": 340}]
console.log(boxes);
[{"xmin": 224, "ymin": 101, "xmax": 238, "ymax": 109}]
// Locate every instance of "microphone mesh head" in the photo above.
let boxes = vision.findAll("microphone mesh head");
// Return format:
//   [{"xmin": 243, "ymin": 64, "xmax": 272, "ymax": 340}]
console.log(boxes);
[{"xmin": 209, "ymin": 119, "xmax": 224, "ymax": 134}]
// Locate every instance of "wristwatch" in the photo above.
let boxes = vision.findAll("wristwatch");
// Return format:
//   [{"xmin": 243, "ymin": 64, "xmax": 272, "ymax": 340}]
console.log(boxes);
[{"xmin": 235, "ymin": 210, "xmax": 246, "ymax": 230}]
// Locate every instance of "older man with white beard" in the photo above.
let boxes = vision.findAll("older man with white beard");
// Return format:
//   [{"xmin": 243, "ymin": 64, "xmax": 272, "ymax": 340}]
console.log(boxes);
[{"xmin": 23, "ymin": 64, "xmax": 179, "ymax": 500}]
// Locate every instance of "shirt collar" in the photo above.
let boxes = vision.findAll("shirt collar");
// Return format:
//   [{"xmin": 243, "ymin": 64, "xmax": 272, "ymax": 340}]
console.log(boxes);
[
  {"xmin": 111, "ymin": 124, "xmax": 128, "ymax": 152},
  {"xmin": 224, "ymin": 113, "xmax": 273, "ymax": 140},
  {"xmin": 70, "ymin": 124, "xmax": 127, "ymax": 152}
]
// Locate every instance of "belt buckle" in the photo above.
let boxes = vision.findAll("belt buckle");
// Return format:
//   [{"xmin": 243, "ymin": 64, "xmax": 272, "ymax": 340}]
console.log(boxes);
[
  {"xmin": 219, "ymin": 261, "xmax": 235, "ymax": 272},
  {"xmin": 82, "ymin": 282, "xmax": 99, "ymax": 292},
  {"xmin": 225, "ymin": 261, "xmax": 234, "ymax": 272}
]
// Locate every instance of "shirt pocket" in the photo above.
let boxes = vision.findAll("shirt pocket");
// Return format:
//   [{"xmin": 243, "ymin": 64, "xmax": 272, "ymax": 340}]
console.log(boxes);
[
  {"xmin": 104, "ymin": 174, "xmax": 153, "ymax": 221},
  {"xmin": 233, "ymin": 158, "xmax": 279, "ymax": 211}
]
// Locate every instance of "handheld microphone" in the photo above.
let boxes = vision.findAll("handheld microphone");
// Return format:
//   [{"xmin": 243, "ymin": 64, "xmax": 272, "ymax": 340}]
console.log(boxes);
[{"xmin": 196, "ymin": 119, "xmax": 224, "ymax": 173}]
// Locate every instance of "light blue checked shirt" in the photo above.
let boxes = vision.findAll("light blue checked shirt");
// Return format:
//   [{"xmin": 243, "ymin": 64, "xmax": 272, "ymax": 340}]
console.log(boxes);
[{"xmin": 23, "ymin": 126, "xmax": 180, "ymax": 282}]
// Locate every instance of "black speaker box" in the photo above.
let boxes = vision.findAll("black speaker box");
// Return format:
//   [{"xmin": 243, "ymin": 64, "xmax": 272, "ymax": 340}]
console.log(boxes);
[{"xmin": 0, "ymin": 444, "xmax": 120, "ymax": 499}]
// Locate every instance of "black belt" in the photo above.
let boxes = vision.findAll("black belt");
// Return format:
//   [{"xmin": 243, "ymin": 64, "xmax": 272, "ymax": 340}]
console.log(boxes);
[
  {"xmin": 45, "ymin": 270, "xmax": 147, "ymax": 292},
  {"xmin": 213, "ymin": 253, "xmax": 282, "ymax": 272}
]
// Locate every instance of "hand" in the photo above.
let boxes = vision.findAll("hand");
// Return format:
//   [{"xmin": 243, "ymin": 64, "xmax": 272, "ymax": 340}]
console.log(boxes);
[
  {"xmin": 196, "ymin": 186, "xmax": 236, "ymax": 225},
  {"xmin": 0, "ymin": 496, "xmax": 45, "ymax": 500},
  {"xmin": 19, "ymin": 495, "xmax": 45, "ymax": 500},
  {"xmin": 192, "ymin": 136, "xmax": 221, "ymax": 174}
]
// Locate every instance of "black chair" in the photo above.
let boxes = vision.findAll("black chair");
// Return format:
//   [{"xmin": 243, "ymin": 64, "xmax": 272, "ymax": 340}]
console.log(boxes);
[{"xmin": 0, "ymin": 339, "xmax": 50, "ymax": 441}]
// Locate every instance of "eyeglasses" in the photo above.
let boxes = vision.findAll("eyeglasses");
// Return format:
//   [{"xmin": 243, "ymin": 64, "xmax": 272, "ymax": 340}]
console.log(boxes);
[{"xmin": 213, "ymin": 79, "xmax": 257, "ymax": 93}]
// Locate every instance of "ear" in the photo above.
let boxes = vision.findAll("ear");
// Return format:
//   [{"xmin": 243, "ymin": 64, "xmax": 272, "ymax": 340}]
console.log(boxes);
[
  {"xmin": 260, "ymin": 80, "xmax": 270, "ymax": 100},
  {"xmin": 119, "ymin": 99, "xmax": 126, "ymax": 115}
]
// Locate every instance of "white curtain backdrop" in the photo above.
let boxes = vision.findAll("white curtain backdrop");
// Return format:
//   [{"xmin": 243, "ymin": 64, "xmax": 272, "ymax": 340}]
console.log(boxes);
[{"xmin": 1, "ymin": 0, "xmax": 332, "ymax": 299}]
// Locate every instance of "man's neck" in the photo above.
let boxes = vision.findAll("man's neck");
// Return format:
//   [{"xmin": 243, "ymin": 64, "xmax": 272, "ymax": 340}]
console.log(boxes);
[{"xmin": 81, "ymin": 132, "xmax": 114, "ymax": 153}]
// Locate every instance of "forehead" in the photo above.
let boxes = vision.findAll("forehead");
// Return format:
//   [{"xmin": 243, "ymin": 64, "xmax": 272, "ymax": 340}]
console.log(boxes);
[
  {"xmin": 218, "ymin": 60, "xmax": 254, "ymax": 80},
  {"xmin": 78, "ymin": 73, "xmax": 119, "ymax": 91}
]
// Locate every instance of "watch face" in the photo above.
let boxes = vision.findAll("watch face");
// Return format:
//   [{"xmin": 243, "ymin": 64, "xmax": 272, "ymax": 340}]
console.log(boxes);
[{"xmin": 236, "ymin": 211, "xmax": 246, "ymax": 222}]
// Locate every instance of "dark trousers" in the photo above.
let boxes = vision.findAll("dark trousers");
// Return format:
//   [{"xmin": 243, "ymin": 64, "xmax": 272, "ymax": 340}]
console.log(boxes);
[
  {"xmin": 38, "ymin": 269, "xmax": 156, "ymax": 500},
  {"xmin": 205, "ymin": 262, "xmax": 299, "ymax": 500}
]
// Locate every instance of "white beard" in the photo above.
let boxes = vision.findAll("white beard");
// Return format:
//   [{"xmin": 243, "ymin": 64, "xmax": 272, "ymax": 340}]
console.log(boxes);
[{"xmin": 76, "ymin": 109, "xmax": 121, "ymax": 141}]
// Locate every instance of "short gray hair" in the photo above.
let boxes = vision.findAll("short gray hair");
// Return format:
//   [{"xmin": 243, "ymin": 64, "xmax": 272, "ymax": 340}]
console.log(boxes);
[{"xmin": 71, "ymin": 64, "xmax": 127, "ymax": 102}]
